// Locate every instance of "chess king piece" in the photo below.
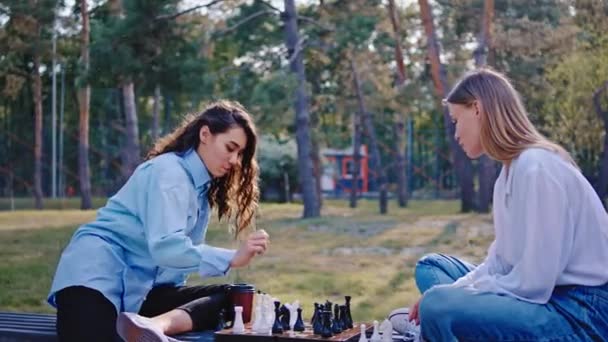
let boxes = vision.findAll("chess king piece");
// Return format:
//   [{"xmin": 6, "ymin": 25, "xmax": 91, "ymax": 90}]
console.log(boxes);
[
  {"xmin": 293, "ymin": 308, "xmax": 305, "ymax": 332},
  {"xmin": 370, "ymin": 320, "xmax": 381, "ymax": 342},
  {"xmin": 358, "ymin": 324, "xmax": 368, "ymax": 342},
  {"xmin": 345, "ymin": 295, "xmax": 354, "ymax": 329},
  {"xmin": 251, "ymin": 299, "xmax": 263, "ymax": 334},
  {"xmin": 272, "ymin": 301, "xmax": 284, "ymax": 334},
  {"xmin": 311, "ymin": 303, "xmax": 320, "ymax": 326},
  {"xmin": 232, "ymin": 306, "xmax": 245, "ymax": 334}
]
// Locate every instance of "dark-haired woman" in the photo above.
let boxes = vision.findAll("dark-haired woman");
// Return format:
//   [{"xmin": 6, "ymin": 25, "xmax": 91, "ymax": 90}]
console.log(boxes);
[{"xmin": 48, "ymin": 100, "xmax": 269, "ymax": 342}]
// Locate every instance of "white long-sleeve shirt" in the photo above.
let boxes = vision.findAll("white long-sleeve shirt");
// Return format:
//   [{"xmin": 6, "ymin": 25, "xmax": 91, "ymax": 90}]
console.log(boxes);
[{"xmin": 450, "ymin": 148, "xmax": 608, "ymax": 304}]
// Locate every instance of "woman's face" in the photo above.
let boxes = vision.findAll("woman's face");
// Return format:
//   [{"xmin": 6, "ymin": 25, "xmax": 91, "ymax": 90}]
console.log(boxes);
[
  {"xmin": 197, "ymin": 125, "xmax": 247, "ymax": 178},
  {"xmin": 447, "ymin": 102, "xmax": 484, "ymax": 159}
]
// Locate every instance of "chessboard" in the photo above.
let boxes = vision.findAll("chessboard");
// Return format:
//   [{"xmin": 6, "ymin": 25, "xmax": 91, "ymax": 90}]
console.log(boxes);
[{"xmin": 215, "ymin": 323, "xmax": 373, "ymax": 342}]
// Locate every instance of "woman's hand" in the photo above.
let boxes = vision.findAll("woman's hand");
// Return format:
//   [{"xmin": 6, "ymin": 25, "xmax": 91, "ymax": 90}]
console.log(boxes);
[
  {"xmin": 229, "ymin": 229, "xmax": 270, "ymax": 268},
  {"xmin": 409, "ymin": 297, "xmax": 422, "ymax": 325}
]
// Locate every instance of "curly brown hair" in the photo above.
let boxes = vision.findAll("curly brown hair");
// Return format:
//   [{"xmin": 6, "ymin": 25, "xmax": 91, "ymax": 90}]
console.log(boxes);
[{"xmin": 146, "ymin": 100, "xmax": 259, "ymax": 238}]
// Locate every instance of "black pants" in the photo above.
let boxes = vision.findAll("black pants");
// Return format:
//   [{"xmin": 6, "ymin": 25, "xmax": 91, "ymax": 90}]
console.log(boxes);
[{"xmin": 55, "ymin": 284, "xmax": 229, "ymax": 342}]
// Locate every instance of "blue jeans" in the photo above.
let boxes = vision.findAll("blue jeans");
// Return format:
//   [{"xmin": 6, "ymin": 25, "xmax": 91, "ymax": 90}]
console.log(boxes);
[{"xmin": 415, "ymin": 253, "xmax": 608, "ymax": 341}]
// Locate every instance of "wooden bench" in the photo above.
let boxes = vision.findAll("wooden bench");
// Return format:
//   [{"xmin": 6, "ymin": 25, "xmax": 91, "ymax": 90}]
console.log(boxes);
[{"xmin": 0, "ymin": 312, "xmax": 215, "ymax": 342}]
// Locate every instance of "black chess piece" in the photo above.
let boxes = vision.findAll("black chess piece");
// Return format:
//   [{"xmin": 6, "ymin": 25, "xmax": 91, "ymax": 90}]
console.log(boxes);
[
  {"xmin": 280, "ymin": 304, "xmax": 291, "ymax": 331},
  {"xmin": 321, "ymin": 310, "xmax": 333, "ymax": 338},
  {"xmin": 215, "ymin": 308, "xmax": 226, "ymax": 331},
  {"xmin": 339, "ymin": 305, "xmax": 348, "ymax": 331},
  {"xmin": 293, "ymin": 308, "xmax": 305, "ymax": 332},
  {"xmin": 331, "ymin": 304, "xmax": 342, "ymax": 334},
  {"xmin": 325, "ymin": 300, "xmax": 332, "ymax": 312},
  {"xmin": 272, "ymin": 301, "xmax": 284, "ymax": 334},
  {"xmin": 311, "ymin": 302, "xmax": 319, "ymax": 325},
  {"xmin": 344, "ymin": 295, "xmax": 353, "ymax": 329},
  {"xmin": 312, "ymin": 305, "xmax": 323, "ymax": 335}
]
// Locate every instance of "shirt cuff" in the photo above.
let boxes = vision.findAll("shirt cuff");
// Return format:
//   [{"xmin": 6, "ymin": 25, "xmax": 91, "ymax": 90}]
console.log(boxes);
[{"xmin": 197, "ymin": 245, "xmax": 237, "ymax": 277}]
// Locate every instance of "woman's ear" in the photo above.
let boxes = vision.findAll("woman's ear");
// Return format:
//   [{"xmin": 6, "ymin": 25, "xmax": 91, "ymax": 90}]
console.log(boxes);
[
  {"xmin": 473, "ymin": 100, "xmax": 482, "ymax": 118},
  {"xmin": 199, "ymin": 126, "xmax": 210, "ymax": 144}
]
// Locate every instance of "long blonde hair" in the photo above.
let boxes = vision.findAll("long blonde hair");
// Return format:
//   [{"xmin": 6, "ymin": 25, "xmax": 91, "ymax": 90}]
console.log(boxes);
[
  {"xmin": 146, "ymin": 100, "xmax": 259, "ymax": 238},
  {"xmin": 445, "ymin": 68, "xmax": 576, "ymax": 166}
]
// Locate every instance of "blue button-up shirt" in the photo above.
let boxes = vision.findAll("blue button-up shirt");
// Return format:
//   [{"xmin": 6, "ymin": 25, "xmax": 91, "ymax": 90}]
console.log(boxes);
[{"xmin": 48, "ymin": 149, "xmax": 236, "ymax": 313}]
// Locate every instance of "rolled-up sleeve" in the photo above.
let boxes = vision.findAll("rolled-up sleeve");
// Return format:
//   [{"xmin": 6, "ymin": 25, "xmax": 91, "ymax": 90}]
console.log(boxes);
[{"xmin": 139, "ymin": 165, "xmax": 236, "ymax": 277}]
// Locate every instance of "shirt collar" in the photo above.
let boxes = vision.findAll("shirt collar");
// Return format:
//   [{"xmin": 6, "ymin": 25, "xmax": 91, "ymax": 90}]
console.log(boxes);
[{"xmin": 182, "ymin": 148, "xmax": 212, "ymax": 194}]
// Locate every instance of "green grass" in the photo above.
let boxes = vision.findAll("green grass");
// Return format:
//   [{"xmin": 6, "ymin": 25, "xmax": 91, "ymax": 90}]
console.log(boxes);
[{"xmin": 0, "ymin": 199, "xmax": 494, "ymax": 321}]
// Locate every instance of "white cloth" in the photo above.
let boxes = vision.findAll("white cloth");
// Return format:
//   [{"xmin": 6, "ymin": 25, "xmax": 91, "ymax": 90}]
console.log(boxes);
[{"xmin": 450, "ymin": 148, "xmax": 608, "ymax": 303}]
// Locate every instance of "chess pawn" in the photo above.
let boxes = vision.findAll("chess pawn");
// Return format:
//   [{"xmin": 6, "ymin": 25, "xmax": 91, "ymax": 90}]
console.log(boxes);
[
  {"xmin": 232, "ymin": 306, "xmax": 245, "ymax": 334},
  {"xmin": 358, "ymin": 324, "xmax": 368, "ymax": 342},
  {"xmin": 331, "ymin": 304, "xmax": 342, "ymax": 334},
  {"xmin": 370, "ymin": 320, "xmax": 381, "ymax": 342},
  {"xmin": 344, "ymin": 295, "xmax": 354, "ymax": 329},
  {"xmin": 293, "ymin": 308, "xmax": 305, "ymax": 332},
  {"xmin": 272, "ymin": 301, "xmax": 284, "ymax": 334},
  {"xmin": 321, "ymin": 310, "xmax": 333, "ymax": 338}
]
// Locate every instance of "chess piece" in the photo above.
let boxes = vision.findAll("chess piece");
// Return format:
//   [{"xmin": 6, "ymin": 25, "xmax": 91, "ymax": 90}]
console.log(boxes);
[
  {"xmin": 293, "ymin": 308, "xmax": 305, "ymax": 332},
  {"xmin": 321, "ymin": 310, "xmax": 333, "ymax": 338},
  {"xmin": 272, "ymin": 301, "xmax": 284, "ymax": 334},
  {"xmin": 311, "ymin": 303, "xmax": 319, "ymax": 325},
  {"xmin": 370, "ymin": 320, "xmax": 381, "ymax": 342},
  {"xmin": 339, "ymin": 305, "xmax": 348, "ymax": 331},
  {"xmin": 251, "ymin": 301, "xmax": 263, "ymax": 334},
  {"xmin": 215, "ymin": 308, "xmax": 226, "ymax": 331},
  {"xmin": 358, "ymin": 324, "xmax": 368, "ymax": 342},
  {"xmin": 280, "ymin": 304, "xmax": 290, "ymax": 331},
  {"xmin": 232, "ymin": 306, "xmax": 245, "ymax": 334},
  {"xmin": 331, "ymin": 304, "xmax": 342, "ymax": 334},
  {"xmin": 344, "ymin": 295, "xmax": 354, "ymax": 329},
  {"xmin": 379, "ymin": 319, "xmax": 393, "ymax": 342},
  {"xmin": 288, "ymin": 300, "xmax": 300, "ymax": 330},
  {"xmin": 312, "ymin": 305, "xmax": 323, "ymax": 335}
]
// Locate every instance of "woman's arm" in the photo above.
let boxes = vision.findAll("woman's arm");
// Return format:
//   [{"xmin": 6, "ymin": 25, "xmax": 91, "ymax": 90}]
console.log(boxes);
[
  {"xmin": 470, "ymin": 166, "xmax": 573, "ymax": 303},
  {"xmin": 139, "ymin": 165, "xmax": 236, "ymax": 277}
]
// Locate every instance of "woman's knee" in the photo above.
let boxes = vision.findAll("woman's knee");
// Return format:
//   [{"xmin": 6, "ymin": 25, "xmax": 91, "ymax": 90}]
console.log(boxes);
[{"xmin": 414, "ymin": 253, "xmax": 444, "ymax": 293}]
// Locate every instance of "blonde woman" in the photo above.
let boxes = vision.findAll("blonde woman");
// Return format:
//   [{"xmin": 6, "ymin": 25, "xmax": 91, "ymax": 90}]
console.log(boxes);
[
  {"xmin": 407, "ymin": 69, "xmax": 608, "ymax": 341},
  {"xmin": 48, "ymin": 101, "xmax": 269, "ymax": 342}
]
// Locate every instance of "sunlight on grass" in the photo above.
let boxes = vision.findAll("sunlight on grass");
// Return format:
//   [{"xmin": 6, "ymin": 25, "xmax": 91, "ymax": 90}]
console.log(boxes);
[{"xmin": 0, "ymin": 200, "xmax": 494, "ymax": 321}]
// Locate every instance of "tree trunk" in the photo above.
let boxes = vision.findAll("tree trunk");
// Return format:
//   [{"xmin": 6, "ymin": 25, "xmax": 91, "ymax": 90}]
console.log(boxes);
[
  {"xmin": 351, "ymin": 57, "xmax": 388, "ymax": 214},
  {"xmin": 311, "ymin": 137, "xmax": 323, "ymax": 212},
  {"xmin": 418, "ymin": 0, "xmax": 475, "ymax": 212},
  {"xmin": 350, "ymin": 106, "xmax": 362, "ymax": 209},
  {"xmin": 78, "ymin": 0, "xmax": 93, "ymax": 209},
  {"xmin": 387, "ymin": 0, "xmax": 409, "ymax": 207},
  {"xmin": 475, "ymin": 0, "xmax": 498, "ymax": 213},
  {"xmin": 109, "ymin": 0, "xmax": 140, "ymax": 178},
  {"xmin": 283, "ymin": 0, "xmax": 320, "ymax": 218},
  {"xmin": 593, "ymin": 81, "xmax": 608, "ymax": 206},
  {"xmin": 32, "ymin": 47, "xmax": 44, "ymax": 209},
  {"xmin": 152, "ymin": 84, "xmax": 161, "ymax": 141}
]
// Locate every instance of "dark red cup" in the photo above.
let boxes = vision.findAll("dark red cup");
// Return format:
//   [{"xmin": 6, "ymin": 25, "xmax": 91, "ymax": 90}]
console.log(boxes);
[{"xmin": 228, "ymin": 283, "xmax": 255, "ymax": 323}]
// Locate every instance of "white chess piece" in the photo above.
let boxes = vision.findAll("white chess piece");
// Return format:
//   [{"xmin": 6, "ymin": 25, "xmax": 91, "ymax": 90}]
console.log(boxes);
[
  {"xmin": 370, "ymin": 320, "xmax": 381, "ymax": 342},
  {"xmin": 358, "ymin": 324, "xmax": 368, "ymax": 342},
  {"xmin": 379, "ymin": 319, "xmax": 393, "ymax": 342},
  {"xmin": 288, "ymin": 301, "xmax": 299, "ymax": 330},
  {"xmin": 233, "ymin": 306, "xmax": 245, "ymax": 334},
  {"xmin": 252, "ymin": 301, "xmax": 263, "ymax": 334}
]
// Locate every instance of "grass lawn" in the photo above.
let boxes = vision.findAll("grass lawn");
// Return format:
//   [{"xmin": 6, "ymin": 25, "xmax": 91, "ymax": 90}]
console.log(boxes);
[{"xmin": 0, "ymin": 199, "xmax": 494, "ymax": 322}]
